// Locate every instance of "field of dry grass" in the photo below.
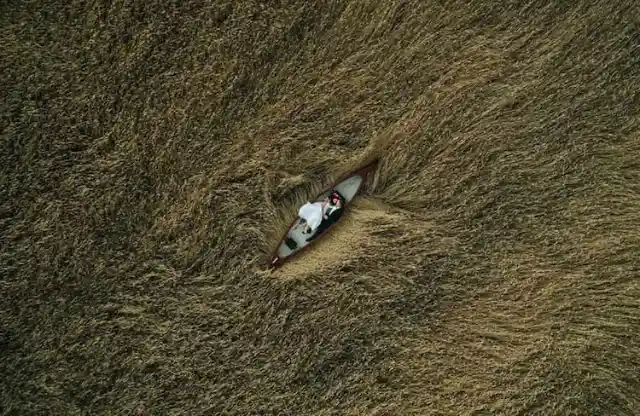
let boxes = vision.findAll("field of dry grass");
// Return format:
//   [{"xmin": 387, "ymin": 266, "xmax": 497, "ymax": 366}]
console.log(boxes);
[{"xmin": 2, "ymin": 0, "xmax": 639, "ymax": 414}]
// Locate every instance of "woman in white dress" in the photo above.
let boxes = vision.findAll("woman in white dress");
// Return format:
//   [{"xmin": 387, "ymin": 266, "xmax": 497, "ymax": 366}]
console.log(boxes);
[{"xmin": 297, "ymin": 199, "xmax": 329, "ymax": 234}]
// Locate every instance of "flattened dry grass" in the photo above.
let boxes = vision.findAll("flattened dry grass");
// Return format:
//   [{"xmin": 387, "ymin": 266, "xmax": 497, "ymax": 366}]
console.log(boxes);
[{"xmin": 1, "ymin": 0, "xmax": 639, "ymax": 414}]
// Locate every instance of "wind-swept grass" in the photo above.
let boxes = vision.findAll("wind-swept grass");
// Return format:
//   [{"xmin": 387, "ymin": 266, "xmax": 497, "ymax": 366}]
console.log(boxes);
[{"xmin": 1, "ymin": 0, "xmax": 639, "ymax": 414}]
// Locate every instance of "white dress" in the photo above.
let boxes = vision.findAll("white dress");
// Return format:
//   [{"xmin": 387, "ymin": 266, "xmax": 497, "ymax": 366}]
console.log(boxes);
[{"xmin": 298, "ymin": 202, "xmax": 324, "ymax": 231}]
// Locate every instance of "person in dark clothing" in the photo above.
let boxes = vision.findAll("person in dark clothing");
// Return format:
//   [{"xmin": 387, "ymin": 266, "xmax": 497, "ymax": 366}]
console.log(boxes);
[{"xmin": 305, "ymin": 192, "xmax": 344, "ymax": 242}]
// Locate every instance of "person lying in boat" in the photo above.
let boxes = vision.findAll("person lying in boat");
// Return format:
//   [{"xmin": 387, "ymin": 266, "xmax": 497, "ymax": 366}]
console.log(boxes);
[
  {"xmin": 305, "ymin": 192, "xmax": 344, "ymax": 242},
  {"xmin": 324, "ymin": 191, "xmax": 344, "ymax": 219},
  {"xmin": 297, "ymin": 199, "xmax": 328, "ymax": 235}
]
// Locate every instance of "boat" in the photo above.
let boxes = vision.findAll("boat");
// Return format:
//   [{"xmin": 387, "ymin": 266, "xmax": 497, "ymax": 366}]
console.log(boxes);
[{"xmin": 268, "ymin": 159, "xmax": 379, "ymax": 270}]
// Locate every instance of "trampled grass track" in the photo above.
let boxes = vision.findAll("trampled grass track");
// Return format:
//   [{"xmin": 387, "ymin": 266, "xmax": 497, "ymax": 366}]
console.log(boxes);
[{"xmin": 1, "ymin": 0, "xmax": 639, "ymax": 414}]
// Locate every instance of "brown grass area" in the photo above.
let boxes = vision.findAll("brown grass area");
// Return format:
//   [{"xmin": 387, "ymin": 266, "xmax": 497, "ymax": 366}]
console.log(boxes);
[{"xmin": 1, "ymin": 0, "xmax": 639, "ymax": 414}]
